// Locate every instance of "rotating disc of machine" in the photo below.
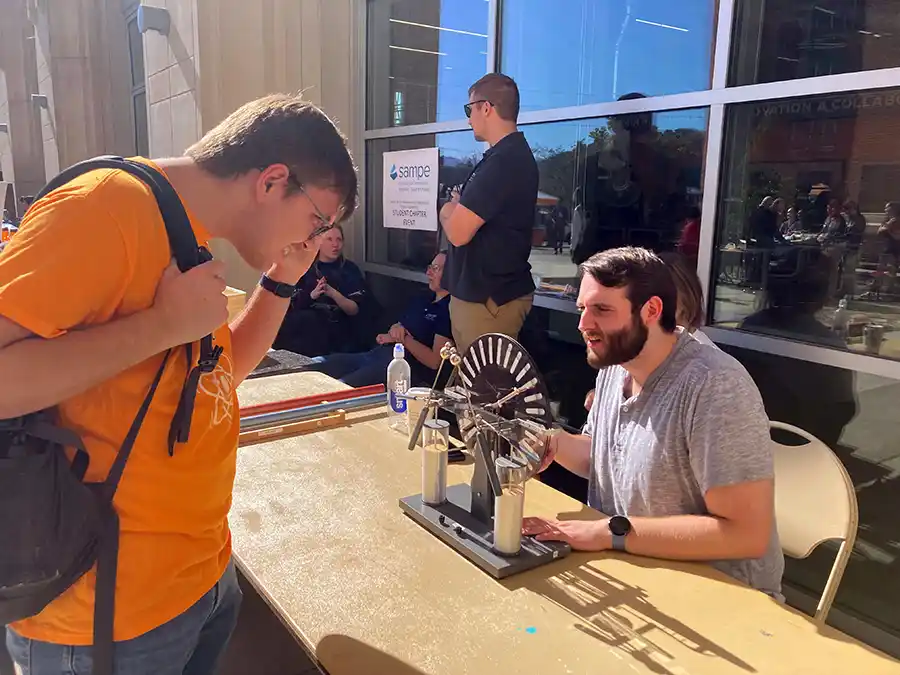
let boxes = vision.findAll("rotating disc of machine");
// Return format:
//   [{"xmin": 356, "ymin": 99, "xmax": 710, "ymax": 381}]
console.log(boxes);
[{"xmin": 455, "ymin": 334, "xmax": 553, "ymax": 480}]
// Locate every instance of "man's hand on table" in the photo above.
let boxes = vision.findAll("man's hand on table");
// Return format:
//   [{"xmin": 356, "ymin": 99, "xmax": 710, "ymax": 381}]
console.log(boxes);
[{"xmin": 522, "ymin": 517, "xmax": 611, "ymax": 552}]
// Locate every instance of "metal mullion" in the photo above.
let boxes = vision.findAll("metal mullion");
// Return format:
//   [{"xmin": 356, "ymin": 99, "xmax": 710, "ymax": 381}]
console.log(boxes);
[
  {"xmin": 705, "ymin": 327, "xmax": 900, "ymax": 381},
  {"xmin": 696, "ymin": 104, "xmax": 726, "ymax": 319},
  {"xmin": 354, "ymin": 0, "xmax": 368, "ymax": 264},
  {"xmin": 366, "ymin": 67, "xmax": 900, "ymax": 140},
  {"xmin": 487, "ymin": 0, "xmax": 500, "ymax": 73},
  {"xmin": 710, "ymin": 0, "xmax": 736, "ymax": 90},
  {"xmin": 365, "ymin": 119, "xmax": 473, "ymax": 139}
]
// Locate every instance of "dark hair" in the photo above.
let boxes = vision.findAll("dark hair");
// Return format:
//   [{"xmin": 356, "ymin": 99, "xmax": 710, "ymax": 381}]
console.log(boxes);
[
  {"xmin": 187, "ymin": 93, "xmax": 358, "ymax": 219},
  {"xmin": 580, "ymin": 247, "xmax": 678, "ymax": 332},
  {"xmin": 686, "ymin": 206, "xmax": 701, "ymax": 220},
  {"xmin": 659, "ymin": 252, "xmax": 704, "ymax": 330},
  {"xmin": 469, "ymin": 73, "xmax": 520, "ymax": 122}
]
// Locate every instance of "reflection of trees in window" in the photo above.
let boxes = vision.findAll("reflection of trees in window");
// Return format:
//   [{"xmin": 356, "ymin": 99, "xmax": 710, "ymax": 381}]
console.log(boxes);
[{"xmin": 528, "ymin": 116, "xmax": 706, "ymax": 263}]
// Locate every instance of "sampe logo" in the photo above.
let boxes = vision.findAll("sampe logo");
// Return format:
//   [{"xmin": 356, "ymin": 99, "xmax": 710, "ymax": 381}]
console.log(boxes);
[{"xmin": 389, "ymin": 163, "xmax": 431, "ymax": 181}]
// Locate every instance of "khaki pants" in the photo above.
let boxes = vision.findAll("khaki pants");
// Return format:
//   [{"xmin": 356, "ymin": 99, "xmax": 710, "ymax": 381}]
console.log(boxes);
[{"xmin": 450, "ymin": 295, "xmax": 533, "ymax": 355}]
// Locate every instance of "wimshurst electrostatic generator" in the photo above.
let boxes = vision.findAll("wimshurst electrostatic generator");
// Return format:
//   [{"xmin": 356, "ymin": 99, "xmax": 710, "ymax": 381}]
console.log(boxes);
[{"xmin": 399, "ymin": 334, "xmax": 571, "ymax": 578}]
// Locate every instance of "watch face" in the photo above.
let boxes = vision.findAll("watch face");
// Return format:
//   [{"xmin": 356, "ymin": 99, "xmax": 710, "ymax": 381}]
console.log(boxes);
[{"xmin": 609, "ymin": 515, "xmax": 631, "ymax": 537}]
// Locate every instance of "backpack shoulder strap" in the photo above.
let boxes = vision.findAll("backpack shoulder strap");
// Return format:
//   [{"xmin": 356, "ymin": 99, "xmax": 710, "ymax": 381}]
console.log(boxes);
[
  {"xmin": 36, "ymin": 156, "xmax": 222, "ymax": 459},
  {"xmin": 34, "ymin": 156, "xmax": 201, "ymax": 272}
]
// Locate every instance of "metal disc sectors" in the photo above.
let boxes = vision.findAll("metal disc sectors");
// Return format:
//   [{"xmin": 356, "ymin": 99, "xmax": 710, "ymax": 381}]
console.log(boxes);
[{"xmin": 457, "ymin": 334, "xmax": 553, "ymax": 479}]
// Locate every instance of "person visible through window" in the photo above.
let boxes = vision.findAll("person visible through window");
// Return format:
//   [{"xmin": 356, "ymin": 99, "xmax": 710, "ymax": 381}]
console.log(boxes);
[
  {"xmin": 274, "ymin": 224, "xmax": 369, "ymax": 356},
  {"xmin": 301, "ymin": 252, "xmax": 451, "ymax": 387}
]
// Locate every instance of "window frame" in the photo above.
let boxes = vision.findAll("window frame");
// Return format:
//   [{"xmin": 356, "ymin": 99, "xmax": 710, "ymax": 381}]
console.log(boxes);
[{"xmin": 124, "ymin": 2, "xmax": 149, "ymax": 157}]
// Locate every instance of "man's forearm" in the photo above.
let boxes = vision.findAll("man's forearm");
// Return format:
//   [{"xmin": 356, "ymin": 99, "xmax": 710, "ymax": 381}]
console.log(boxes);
[
  {"xmin": 403, "ymin": 335, "xmax": 439, "ymax": 371},
  {"xmin": 0, "ymin": 310, "xmax": 169, "ymax": 418},
  {"xmin": 552, "ymin": 431, "xmax": 592, "ymax": 478},
  {"xmin": 328, "ymin": 290, "xmax": 359, "ymax": 316},
  {"xmin": 229, "ymin": 286, "xmax": 290, "ymax": 385},
  {"xmin": 621, "ymin": 514, "xmax": 770, "ymax": 561}
]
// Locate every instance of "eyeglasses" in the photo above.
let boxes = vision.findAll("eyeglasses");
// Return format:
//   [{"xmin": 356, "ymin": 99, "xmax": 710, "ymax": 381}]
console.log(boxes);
[
  {"xmin": 464, "ymin": 100, "xmax": 490, "ymax": 119},
  {"xmin": 287, "ymin": 175, "xmax": 345, "ymax": 242}
]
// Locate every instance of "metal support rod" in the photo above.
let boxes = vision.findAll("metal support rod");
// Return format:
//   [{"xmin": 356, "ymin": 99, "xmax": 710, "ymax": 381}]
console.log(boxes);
[{"xmin": 239, "ymin": 394, "xmax": 386, "ymax": 432}]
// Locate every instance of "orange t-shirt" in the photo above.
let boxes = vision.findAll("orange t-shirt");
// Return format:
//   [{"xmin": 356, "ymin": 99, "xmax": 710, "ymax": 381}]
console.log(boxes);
[{"xmin": 0, "ymin": 159, "xmax": 239, "ymax": 644}]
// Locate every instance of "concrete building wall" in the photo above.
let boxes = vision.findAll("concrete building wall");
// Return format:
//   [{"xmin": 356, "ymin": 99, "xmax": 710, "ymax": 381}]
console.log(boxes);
[
  {"xmin": 186, "ymin": 0, "xmax": 362, "ymax": 292},
  {"xmin": 0, "ymin": 0, "xmax": 47, "ymax": 207},
  {"xmin": 144, "ymin": 0, "xmax": 202, "ymax": 158},
  {"xmin": 0, "ymin": 0, "xmax": 136, "ymax": 210}
]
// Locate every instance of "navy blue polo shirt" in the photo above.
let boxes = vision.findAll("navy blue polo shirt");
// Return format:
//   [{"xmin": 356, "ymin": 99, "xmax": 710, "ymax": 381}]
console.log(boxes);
[
  {"xmin": 401, "ymin": 293, "xmax": 451, "ymax": 348},
  {"xmin": 443, "ymin": 131, "xmax": 538, "ymax": 305}
]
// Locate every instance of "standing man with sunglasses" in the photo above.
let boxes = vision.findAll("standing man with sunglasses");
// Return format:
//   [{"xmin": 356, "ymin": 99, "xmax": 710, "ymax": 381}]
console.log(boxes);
[
  {"xmin": 439, "ymin": 73, "xmax": 538, "ymax": 354},
  {"xmin": 0, "ymin": 94, "xmax": 356, "ymax": 675}
]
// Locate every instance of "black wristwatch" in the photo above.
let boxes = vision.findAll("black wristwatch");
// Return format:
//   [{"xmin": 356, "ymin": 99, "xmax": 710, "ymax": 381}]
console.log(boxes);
[
  {"xmin": 609, "ymin": 515, "xmax": 632, "ymax": 552},
  {"xmin": 259, "ymin": 274, "xmax": 296, "ymax": 299}
]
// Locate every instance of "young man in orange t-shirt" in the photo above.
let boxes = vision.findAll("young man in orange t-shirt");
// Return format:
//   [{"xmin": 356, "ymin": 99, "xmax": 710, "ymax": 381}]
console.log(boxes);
[{"xmin": 0, "ymin": 94, "xmax": 357, "ymax": 675}]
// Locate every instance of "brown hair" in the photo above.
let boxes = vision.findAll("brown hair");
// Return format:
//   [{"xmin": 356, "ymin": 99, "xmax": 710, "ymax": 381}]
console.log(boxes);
[
  {"xmin": 580, "ymin": 247, "xmax": 678, "ymax": 332},
  {"xmin": 469, "ymin": 74, "xmax": 520, "ymax": 122},
  {"xmin": 659, "ymin": 252, "xmax": 705, "ymax": 331},
  {"xmin": 186, "ymin": 93, "xmax": 358, "ymax": 218}
]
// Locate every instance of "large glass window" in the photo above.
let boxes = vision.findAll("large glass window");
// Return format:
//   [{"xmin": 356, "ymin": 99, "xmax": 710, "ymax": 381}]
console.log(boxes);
[
  {"xmin": 502, "ymin": 0, "xmax": 717, "ymax": 113},
  {"xmin": 731, "ymin": 0, "xmax": 900, "ymax": 86},
  {"xmin": 723, "ymin": 344, "xmax": 900, "ymax": 638},
  {"xmin": 366, "ymin": 132, "xmax": 484, "ymax": 270},
  {"xmin": 711, "ymin": 87, "xmax": 900, "ymax": 362},
  {"xmin": 366, "ymin": 109, "xmax": 708, "ymax": 296},
  {"xmin": 366, "ymin": 0, "xmax": 490, "ymax": 129}
]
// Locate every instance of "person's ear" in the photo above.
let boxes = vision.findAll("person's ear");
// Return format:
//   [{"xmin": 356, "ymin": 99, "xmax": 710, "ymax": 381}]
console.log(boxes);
[
  {"xmin": 257, "ymin": 164, "xmax": 291, "ymax": 199},
  {"xmin": 642, "ymin": 297, "xmax": 664, "ymax": 326}
]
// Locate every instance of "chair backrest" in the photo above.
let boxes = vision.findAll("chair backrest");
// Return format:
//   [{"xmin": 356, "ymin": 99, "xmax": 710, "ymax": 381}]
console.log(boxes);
[{"xmin": 770, "ymin": 421, "xmax": 858, "ymax": 559}]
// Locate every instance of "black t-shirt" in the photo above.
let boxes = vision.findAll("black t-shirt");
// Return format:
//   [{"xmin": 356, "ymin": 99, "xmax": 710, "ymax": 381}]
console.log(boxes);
[
  {"xmin": 400, "ymin": 293, "xmax": 451, "ymax": 348},
  {"xmin": 293, "ymin": 258, "xmax": 367, "ymax": 315},
  {"xmin": 443, "ymin": 131, "xmax": 538, "ymax": 305}
]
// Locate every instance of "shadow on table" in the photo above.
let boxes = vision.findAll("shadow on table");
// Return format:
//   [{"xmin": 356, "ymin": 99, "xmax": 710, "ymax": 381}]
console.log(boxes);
[
  {"xmin": 506, "ymin": 507, "xmax": 758, "ymax": 675},
  {"xmin": 316, "ymin": 635, "xmax": 430, "ymax": 675}
]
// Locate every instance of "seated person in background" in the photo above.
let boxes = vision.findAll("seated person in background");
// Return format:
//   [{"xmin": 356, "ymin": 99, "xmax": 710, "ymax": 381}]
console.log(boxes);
[
  {"xmin": 302, "ymin": 252, "xmax": 451, "ymax": 387},
  {"xmin": 273, "ymin": 224, "xmax": 368, "ymax": 356},
  {"xmin": 584, "ymin": 250, "xmax": 714, "ymax": 412},
  {"xmin": 528, "ymin": 247, "xmax": 783, "ymax": 599}
]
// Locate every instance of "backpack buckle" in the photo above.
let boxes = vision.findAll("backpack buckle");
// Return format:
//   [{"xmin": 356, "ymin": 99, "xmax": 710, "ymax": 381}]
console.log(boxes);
[
  {"xmin": 198, "ymin": 345, "xmax": 223, "ymax": 373},
  {"xmin": 0, "ymin": 416, "xmax": 27, "ymax": 432}
]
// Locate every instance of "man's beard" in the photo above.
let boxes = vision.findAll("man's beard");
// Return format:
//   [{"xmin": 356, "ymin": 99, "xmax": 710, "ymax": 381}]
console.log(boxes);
[{"xmin": 584, "ymin": 314, "xmax": 648, "ymax": 369}]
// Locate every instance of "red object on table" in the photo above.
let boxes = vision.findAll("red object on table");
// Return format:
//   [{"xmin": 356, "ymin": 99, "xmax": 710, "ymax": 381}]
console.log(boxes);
[{"xmin": 239, "ymin": 384, "xmax": 386, "ymax": 418}]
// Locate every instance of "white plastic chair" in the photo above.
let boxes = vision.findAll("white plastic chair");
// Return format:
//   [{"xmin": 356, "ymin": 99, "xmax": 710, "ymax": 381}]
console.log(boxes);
[{"xmin": 770, "ymin": 421, "xmax": 858, "ymax": 623}]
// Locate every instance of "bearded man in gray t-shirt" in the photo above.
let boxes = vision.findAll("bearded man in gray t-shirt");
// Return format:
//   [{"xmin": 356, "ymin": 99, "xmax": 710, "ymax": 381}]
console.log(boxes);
[{"xmin": 525, "ymin": 247, "xmax": 784, "ymax": 599}]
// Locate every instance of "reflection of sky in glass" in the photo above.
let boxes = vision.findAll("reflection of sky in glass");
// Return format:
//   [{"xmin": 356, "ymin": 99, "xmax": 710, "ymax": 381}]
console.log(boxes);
[
  {"xmin": 435, "ymin": 1, "xmax": 490, "ymax": 121},
  {"xmin": 502, "ymin": 0, "xmax": 715, "ymax": 111},
  {"xmin": 379, "ymin": 0, "xmax": 714, "ymax": 126}
]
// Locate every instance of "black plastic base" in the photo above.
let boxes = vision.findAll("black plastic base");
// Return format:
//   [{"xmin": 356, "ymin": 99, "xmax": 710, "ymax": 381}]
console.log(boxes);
[{"xmin": 399, "ymin": 483, "xmax": 570, "ymax": 579}]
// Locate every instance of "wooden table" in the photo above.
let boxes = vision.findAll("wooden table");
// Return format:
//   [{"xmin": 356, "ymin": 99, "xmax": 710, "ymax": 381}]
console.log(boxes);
[{"xmin": 233, "ymin": 373, "xmax": 900, "ymax": 675}]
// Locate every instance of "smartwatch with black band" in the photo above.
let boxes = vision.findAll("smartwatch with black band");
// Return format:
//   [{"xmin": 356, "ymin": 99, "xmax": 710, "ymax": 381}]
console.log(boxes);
[
  {"xmin": 258, "ymin": 274, "xmax": 296, "ymax": 299},
  {"xmin": 609, "ymin": 515, "xmax": 632, "ymax": 552}
]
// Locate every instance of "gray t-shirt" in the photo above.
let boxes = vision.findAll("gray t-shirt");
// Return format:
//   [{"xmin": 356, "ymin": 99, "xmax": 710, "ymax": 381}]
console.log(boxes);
[{"xmin": 583, "ymin": 330, "xmax": 784, "ymax": 597}]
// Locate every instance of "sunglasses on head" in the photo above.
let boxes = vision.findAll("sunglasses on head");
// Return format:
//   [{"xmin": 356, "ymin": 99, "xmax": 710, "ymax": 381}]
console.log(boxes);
[{"xmin": 464, "ymin": 100, "xmax": 491, "ymax": 118}]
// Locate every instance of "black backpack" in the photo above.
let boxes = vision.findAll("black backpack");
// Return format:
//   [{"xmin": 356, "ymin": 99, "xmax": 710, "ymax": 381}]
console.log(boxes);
[{"xmin": 0, "ymin": 157, "xmax": 222, "ymax": 675}]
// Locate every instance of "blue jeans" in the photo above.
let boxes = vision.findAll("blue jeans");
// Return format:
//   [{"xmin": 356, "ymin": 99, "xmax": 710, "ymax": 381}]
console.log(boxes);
[
  {"xmin": 305, "ymin": 345, "xmax": 395, "ymax": 387},
  {"xmin": 6, "ymin": 560, "xmax": 242, "ymax": 675}
]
